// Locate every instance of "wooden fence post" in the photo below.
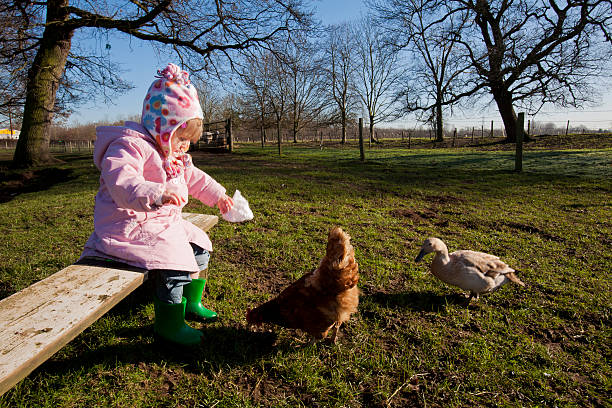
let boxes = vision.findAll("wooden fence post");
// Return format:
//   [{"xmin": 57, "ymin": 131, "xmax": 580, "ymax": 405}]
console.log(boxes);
[
  {"xmin": 490, "ymin": 121, "xmax": 494, "ymax": 138},
  {"xmin": 515, "ymin": 112, "xmax": 524, "ymax": 172},
  {"xmin": 225, "ymin": 117, "xmax": 233, "ymax": 152},
  {"xmin": 359, "ymin": 118, "xmax": 365, "ymax": 161},
  {"xmin": 566, "ymin": 120, "xmax": 570, "ymax": 137},
  {"xmin": 527, "ymin": 119, "xmax": 531, "ymax": 137},
  {"xmin": 277, "ymin": 125, "xmax": 282, "ymax": 156}
]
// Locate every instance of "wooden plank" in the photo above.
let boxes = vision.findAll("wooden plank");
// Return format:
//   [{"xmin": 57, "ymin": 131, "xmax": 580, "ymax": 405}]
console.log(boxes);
[
  {"xmin": 0, "ymin": 265, "xmax": 146, "ymax": 395},
  {"xmin": 0, "ymin": 212, "xmax": 218, "ymax": 396},
  {"xmin": 182, "ymin": 212, "xmax": 218, "ymax": 232}
]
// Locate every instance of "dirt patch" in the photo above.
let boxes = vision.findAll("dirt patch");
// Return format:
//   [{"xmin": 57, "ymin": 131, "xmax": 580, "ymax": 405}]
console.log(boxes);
[
  {"xmin": 231, "ymin": 365, "xmax": 299, "ymax": 406},
  {"xmin": 284, "ymin": 205, "xmax": 317, "ymax": 217},
  {"xmin": 526, "ymin": 327, "xmax": 569, "ymax": 343},
  {"xmin": 244, "ymin": 265, "xmax": 293, "ymax": 296},
  {"xmin": 389, "ymin": 208, "xmax": 437, "ymax": 223},
  {"xmin": 435, "ymin": 219, "xmax": 450, "ymax": 228},
  {"xmin": 503, "ymin": 222, "xmax": 564, "ymax": 242},
  {"xmin": 216, "ymin": 234, "xmax": 300, "ymax": 296},
  {"xmin": 135, "ymin": 362, "xmax": 185, "ymax": 397},
  {"xmin": 425, "ymin": 194, "xmax": 466, "ymax": 206},
  {"xmin": 359, "ymin": 377, "xmax": 423, "ymax": 407},
  {"xmin": 459, "ymin": 220, "xmax": 481, "ymax": 230}
]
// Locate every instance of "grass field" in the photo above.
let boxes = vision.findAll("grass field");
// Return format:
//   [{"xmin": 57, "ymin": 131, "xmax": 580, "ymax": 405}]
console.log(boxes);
[{"xmin": 0, "ymin": 136, "xmax": 611, "ymax": 407}]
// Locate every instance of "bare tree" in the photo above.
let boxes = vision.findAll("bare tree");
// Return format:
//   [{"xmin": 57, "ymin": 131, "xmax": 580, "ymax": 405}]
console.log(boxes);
[
  {"xmin": 268, "ymin": 53, "xmax": 292, "ymax": 155},
  {"xmin": 219, "ymin": 92, "xmax": 241, "ymax": 129},
  {"xmin": 194, "ymin": 81, "xmax": 222, "ymax": 124},
  {"xmin": 285, "ymin": 36, "xmax": 327, "ymax": 143},
  {"xmin": 353, "ymin": 19, "xmax": 404, "ymax": 143},
  {"xmin": 323, "ymin": 23, "xmax": 360, "ymax": 143},
  {"xmin": 0, "ymin": 3, "xmax": 41, "ymax": 130},
  {"xmin": 371, "ymin": 0, "xmax": 612, "ymax": 142},
  {"xmin": 238, "ymin": 51, "xmax": 274, "ymax": 148},
  {"xmin": 2, "ymin": 0, "xmax": 311, "ymax": 167},
  {"xmin": 372, "ymin": 0, "xmax": 472, "ymax": 142}
]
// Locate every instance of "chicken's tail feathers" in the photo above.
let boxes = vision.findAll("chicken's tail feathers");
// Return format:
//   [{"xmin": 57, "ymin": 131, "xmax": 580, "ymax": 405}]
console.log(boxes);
[{"xmin": 506, "ymin": 272, "xmax": 526, "ymax": 287}]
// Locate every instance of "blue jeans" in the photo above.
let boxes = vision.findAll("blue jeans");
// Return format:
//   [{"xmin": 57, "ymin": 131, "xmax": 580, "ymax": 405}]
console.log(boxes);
[{"xmin": 155, "ymin": 243, "xmax": 210, "ymax": 304}]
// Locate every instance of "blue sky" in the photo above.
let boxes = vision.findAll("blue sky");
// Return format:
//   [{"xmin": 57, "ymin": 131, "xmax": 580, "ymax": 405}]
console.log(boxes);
[
  {"xmin": 67, "ymin": 0, "xmax": 367, "ymax": 126},
  {"xmin": 67, "ymin": 0, "xmax": 612, "ymax": 130}
]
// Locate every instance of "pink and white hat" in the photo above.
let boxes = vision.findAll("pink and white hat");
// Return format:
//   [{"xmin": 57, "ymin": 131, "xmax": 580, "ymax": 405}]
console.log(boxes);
[{"xmin": 141, "ymin": 63, "xmax": 203, "ymax": 178}]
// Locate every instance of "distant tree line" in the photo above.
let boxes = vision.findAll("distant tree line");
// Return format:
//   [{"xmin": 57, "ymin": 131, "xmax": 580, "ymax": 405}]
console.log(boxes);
[
  {"xmin": 230, "ymin": 0, "xmax": 611, "ymax": 151},
  {"xmin": 1, "ymin": 0, "xmax": 610, "ymax": 166}
]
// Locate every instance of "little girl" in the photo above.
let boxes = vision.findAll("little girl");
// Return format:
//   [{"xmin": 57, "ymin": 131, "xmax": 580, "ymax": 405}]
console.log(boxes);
[{"xmin": 80, "ymin": 63, "xmax": 233, "ymax": 345}]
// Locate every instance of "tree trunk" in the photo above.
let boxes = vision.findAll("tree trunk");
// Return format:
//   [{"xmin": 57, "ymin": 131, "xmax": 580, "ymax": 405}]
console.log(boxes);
[
  {"xmin": 13, "ymin": 0, "xmax": 73, "ymax": 167},
  {"xmin": 492, "ymin": 86, "xmax": 522, "ymax": 143},
  {"xmin": 369, "ymin": 117, "xmax": 374, "ymax": 143},
  {"xmin": 260, "ymin": 110, "xmax": 266, "ymax": 148},
  {"xmin": 341, "ymin": 110, "xmax": 347, "ymax": 144},
  {"xmin": 276, "ymin": 119, "xmax": 282, "ymax": 156},
  {"xmin": 435, "ymin": 102, "xmax": 444, "ymax": 142},
  {"xmin": 292, "ymin": 120, "xmax": 298, "ymax": 143},
  {"xmin": 260, "ymin": 125, "xmax": 265, "ymax": 148}
]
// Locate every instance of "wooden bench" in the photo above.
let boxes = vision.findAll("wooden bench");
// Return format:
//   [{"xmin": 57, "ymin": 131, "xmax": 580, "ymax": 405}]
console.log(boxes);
[{"xmin": 0, "ymin": 213, "xmax": 218, "ymax": 396}]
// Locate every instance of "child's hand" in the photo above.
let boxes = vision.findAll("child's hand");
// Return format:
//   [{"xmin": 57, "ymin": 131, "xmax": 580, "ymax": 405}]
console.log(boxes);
[
  {"xmin": 161, "ymin": 191, "xmax": 186, "ymax": 206},
  {"xmin": 161, "ymin": 183, "xmax": 187, "ymax": 206},
  {"xmin": 217, "ymin": 194, "xmax": 234, "ymax": 214}
]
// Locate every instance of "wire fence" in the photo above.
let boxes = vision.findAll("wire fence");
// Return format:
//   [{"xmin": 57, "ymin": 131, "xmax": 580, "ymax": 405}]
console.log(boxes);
[
  {"xmin": 230, "ymin": 126, "xmax": 611, "ymax": 144},
  {"xmin": 1, "ymin": 124, "xmax": 609, "ymax": 153},
  {"xmin": 0, "ymin": 139, "xmax": 95, "ymax": 152}
]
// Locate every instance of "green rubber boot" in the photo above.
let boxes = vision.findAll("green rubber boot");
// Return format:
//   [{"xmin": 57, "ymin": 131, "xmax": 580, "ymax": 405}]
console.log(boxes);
[
  {"xmin": 153, "ymin": 296, "xmax": 203, "ymax": 345},
  {"xmin": 184, "ymin": 278, "xmax": 218, "ymax": 322}
]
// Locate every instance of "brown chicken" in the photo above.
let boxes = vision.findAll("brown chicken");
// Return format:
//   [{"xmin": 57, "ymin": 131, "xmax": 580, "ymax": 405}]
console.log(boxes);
[{"xmin": 246, "ymin": 226, "xmax": 359, "ymax": 343}]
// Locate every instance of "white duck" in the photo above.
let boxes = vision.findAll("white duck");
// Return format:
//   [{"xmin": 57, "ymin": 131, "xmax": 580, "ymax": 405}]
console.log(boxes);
[{"xmin": 415, "ymin": 237, "xmax": 525, "ymax": 303}]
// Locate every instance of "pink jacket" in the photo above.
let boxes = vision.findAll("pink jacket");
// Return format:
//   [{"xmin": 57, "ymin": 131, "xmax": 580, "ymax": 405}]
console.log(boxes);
[{"xmin": 80, "ymin": 121, "xmax": 226, "ymax": 272}]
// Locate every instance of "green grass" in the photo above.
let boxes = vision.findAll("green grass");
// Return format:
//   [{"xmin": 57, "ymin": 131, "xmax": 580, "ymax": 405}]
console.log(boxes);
[{"xmin": 0, "ymin": 140, "xmax": 611, "ymax": 407}]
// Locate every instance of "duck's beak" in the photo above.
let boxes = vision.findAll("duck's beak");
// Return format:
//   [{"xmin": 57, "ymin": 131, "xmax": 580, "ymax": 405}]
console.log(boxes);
[{"xmin": 415, "ymin": 249, "xmax": 427, "ymax": 262}]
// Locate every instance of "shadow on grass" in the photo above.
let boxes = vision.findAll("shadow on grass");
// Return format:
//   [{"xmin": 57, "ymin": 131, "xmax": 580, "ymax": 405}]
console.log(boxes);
[
  {"xmin": 0, "ymin": 280, "xmax": 15, "ymax": 300},
  {"xmin": 30, "ymin": 283, "xmax": 283, "ymax": 381},
  {"xmin": 0, "ymin": 167, "xmax": 77, "ymax": 203},
  {"xmin": 364, "ymin": 290, "xmax": 468, "ymax": 312},
  {"xmin": 37, "ymin": 324, "xmax": 280, "ymax": 378},
  {"xmin": 200, "ymin": 148, "xmax": 610, "ymax": 200}
]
